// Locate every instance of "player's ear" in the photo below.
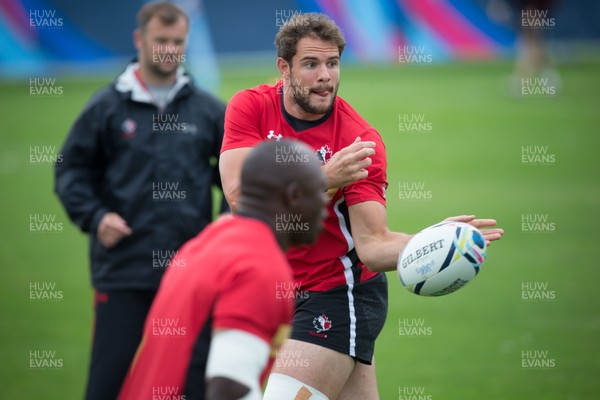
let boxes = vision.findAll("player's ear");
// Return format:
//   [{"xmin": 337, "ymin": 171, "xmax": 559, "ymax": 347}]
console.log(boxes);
[
  {"xmin": 276, "ymin": 57, "xmax": 291, "ymax": 79},
  {"xmin": 133, "ymin": 28, "xmax": 142, "ymax": 51},
  {"xmin": 283, "ymin": 181, "xmax": 304, "ymax": 210}
]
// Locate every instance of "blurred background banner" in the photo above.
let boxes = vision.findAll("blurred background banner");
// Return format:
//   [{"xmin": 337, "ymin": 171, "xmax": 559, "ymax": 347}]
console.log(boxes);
[{"xmin": 1, "ymin": 0, "xmax": 599, "ymax": 80}]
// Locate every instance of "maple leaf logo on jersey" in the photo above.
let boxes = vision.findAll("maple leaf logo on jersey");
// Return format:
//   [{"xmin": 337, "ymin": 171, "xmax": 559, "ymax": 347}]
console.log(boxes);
[
  {"xmin": 313, "ymin": 314, "xmax": 332, "ymax": 333},
  {"xmin": 315, "ymin": 145, "xmax": 333, "ymax": 164},
  {"xmin": 267, "ymin": 130, "xmax": 283, "ymax": 141}
]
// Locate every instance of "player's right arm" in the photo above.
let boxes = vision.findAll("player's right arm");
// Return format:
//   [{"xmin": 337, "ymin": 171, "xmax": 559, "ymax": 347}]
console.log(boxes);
[
  {"xmin": 219, "ymin": 147, "xmax": 253, "ymax": 213},
  {"xmin": 220, "ymin": 89, "xmax": 263, "ymax": 212}
]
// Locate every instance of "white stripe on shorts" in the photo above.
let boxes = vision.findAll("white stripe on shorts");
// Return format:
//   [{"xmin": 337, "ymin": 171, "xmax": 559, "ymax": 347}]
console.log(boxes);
[
  {"xmin": 334, "ymin": 195, "xmax": 358, "ymax": 357},
  {"xmin": 343, "ymin": 260, "xmax": 357, "ymax": 358}
]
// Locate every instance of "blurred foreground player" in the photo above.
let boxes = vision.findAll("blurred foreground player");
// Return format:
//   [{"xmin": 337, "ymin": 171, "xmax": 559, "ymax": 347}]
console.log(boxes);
[
  {"xmin": 118, "ymin": 140, "xmax": 328, "ymax": 400},
  {"xmin": 219, "ymin": 13, "xmax": 505, "ymax": 399},
  {"xmin": 54, "ymin": 2, "xmax": 226, "ymax": 398}
]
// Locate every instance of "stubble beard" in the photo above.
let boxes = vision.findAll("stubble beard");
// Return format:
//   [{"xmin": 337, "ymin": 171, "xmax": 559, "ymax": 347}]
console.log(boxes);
[{"xmin": 289, "ymin": 76, "xmax": 337, "ymax": 116}]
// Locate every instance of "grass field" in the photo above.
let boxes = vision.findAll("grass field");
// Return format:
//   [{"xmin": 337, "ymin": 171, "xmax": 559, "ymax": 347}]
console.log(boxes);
[{"xmin": 1, "ymin": 61, "xmax": 599, "ymax": 399}]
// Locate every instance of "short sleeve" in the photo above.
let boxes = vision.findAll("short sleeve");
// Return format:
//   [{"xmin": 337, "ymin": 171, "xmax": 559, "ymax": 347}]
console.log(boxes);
[
  {"xmin": 221, "ymin": 89, "xmax": 263, "ymax": 152},
  {"xmin": 344, "ymin": 128, "xmax": 388, "ymax": 207}
]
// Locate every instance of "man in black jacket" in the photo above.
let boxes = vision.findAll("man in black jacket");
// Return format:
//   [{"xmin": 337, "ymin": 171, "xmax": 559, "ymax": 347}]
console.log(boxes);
[{"xmin": 54, "ymin": 3, "xmax": 227, "ymax": 399}]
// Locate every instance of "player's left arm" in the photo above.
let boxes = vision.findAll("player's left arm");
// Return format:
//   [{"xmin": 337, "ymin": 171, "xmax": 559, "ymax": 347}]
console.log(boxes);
[
  {"xmin": 345, "ymin": 128, "xmax": 409, "ymax": 272},
  {"xmin": 349, "ymin": 201, "xmax": 412, "ymax": 272},
  {"xmin": 206, "ymin": 377, "xmax": 249, "ymax": 400},
  {"xmin": 350, "ymin": 202, "xmax": 505, "ymax": 273},
  {"xmin": 206, "ymin": 329, "xmax": 270, "ymax": 400}
]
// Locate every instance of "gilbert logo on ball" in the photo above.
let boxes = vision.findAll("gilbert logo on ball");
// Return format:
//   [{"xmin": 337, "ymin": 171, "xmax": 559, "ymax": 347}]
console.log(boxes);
[{"xmin": 398, "ymin": 222, "xmax": 487, "ymax": 296}]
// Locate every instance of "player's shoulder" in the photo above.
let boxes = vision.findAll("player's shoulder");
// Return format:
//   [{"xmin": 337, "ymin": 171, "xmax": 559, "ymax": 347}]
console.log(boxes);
[
  {"xmin": 334, "ymin": 96, "xmax": 383, "ymax": 140},
  {"xmin": 187, "ymin": 215, "xmax": 282, "ymax": 260},
  {"xmin": 229, "ymin": 83, "xmax": 277, "ymax": 108},
  {"xmin": 222, "ymin": 216, "xmax": 290, "ymax": 275},
  {"xmin": 173, "ymin": 216, "xmax": 272, "ymax": 270},
  {"xmin": 241, "ymin": 82, "xmax": 277, "ymax": 97},
  {"xmin": 174, "ymin": 216, "xmax": 291, "ymax": 287},
  {"xmin": 334, "ymin": 96, "xmax": 372, "ymax": 129}
]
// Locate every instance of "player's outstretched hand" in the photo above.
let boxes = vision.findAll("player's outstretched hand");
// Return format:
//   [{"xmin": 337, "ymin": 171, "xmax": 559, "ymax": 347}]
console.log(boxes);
[
  {"xmin": 322, "ymin": 137, "xmax": 376, "ymax": 192},
  {"xmin": 97, "ymin": 212, "xmax": 133, "ymax": 248},
  {"xmin": 443, "ymin": 215, "xmax": 504, "ymax": 246}
]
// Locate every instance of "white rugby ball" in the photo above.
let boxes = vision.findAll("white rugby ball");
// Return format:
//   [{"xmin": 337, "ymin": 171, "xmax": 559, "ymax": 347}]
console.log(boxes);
[{"xmin": 397, "ymin": 222, "xmax": 487, "ymax": 296}]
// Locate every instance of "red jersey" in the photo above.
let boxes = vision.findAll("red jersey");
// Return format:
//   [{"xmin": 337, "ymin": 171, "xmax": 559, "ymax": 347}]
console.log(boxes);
[
  {"xmin": 118, "ymin": 215, "xmax": 293, "ymax": 400},
  {"xmin": 222, "ymin": 81, "xmax": 388, "ymax": 292}
]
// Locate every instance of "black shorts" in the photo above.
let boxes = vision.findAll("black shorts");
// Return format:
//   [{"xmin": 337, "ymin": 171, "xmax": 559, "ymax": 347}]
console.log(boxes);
[{"xmin": 290, "ymin": 271, "xmax": 388, "ymax": 364}]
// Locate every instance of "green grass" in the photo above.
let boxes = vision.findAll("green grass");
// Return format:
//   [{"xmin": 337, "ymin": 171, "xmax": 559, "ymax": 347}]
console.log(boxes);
[{"xmin": 1, "ymin": 61, "xmax": 599, "ymax": 399}]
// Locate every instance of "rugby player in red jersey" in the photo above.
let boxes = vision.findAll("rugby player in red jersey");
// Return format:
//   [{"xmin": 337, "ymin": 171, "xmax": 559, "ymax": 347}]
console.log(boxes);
[
  {"xmin": 219, "ymin": 13, "xmax": 504, "ymax": 400},
  {"xmin": 118, "ymin": 140, "xmax": 327, "ymax": 400}
]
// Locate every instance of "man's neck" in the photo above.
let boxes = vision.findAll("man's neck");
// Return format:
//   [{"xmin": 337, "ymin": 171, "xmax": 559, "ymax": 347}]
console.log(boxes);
[
  {"xmin": 236, "ymin": 205, "xmax": 290, "ymax": 252},
  {"xmin": 138, "ymin": 67, "xmax": 177, "ymax": 87}
]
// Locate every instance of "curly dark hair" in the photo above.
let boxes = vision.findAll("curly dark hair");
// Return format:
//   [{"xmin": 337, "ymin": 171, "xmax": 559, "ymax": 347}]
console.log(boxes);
[{"xmin": 275, "ymin": 13, "xmax": 346, "ymax": 65}]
